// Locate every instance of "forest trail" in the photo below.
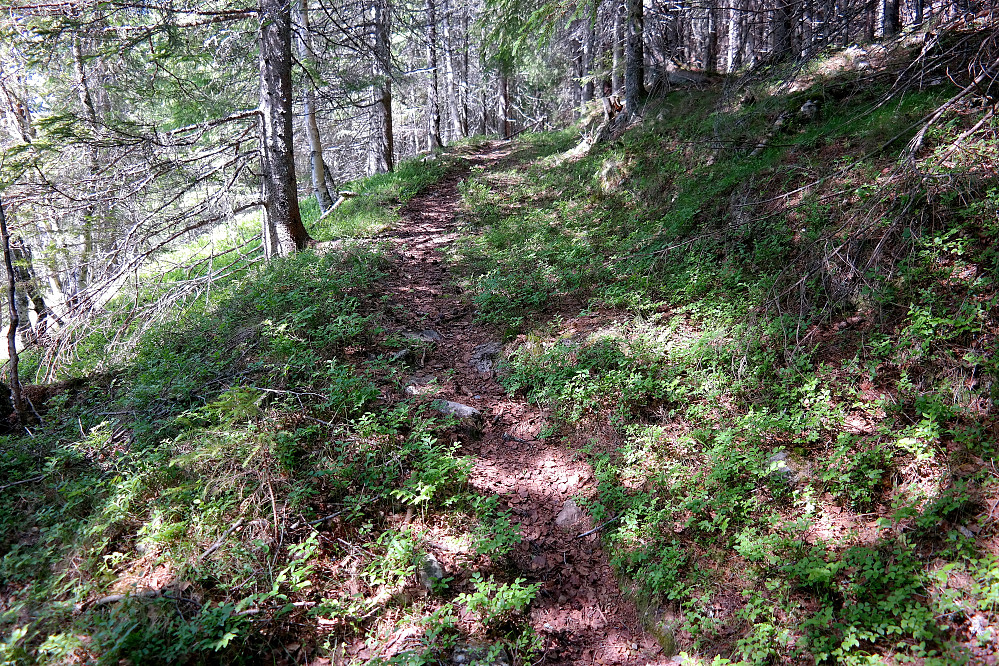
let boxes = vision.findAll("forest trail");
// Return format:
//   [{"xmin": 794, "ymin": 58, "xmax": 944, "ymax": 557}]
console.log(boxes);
[{"xmin": 373, "ymin": 142, "xmax": 664, "ymax": 665}]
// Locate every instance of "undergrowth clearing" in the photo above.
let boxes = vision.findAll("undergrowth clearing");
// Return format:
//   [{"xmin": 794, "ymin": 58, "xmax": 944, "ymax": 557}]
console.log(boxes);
[{"xmin": 1, "ymin": 31, "xmax": 998, "ymax": 666}]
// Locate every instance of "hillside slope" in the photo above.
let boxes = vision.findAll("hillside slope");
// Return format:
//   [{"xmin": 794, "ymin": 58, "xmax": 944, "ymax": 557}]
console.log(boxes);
[{"xmin": 2, "ymin": 30, "xmax": 998, "ymax": 665}]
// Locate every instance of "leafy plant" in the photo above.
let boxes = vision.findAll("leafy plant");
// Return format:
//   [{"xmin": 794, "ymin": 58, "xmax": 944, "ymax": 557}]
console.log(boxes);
[{"xmin": 455, "ymin": 573, "xmax": 540, "ymax": 629}]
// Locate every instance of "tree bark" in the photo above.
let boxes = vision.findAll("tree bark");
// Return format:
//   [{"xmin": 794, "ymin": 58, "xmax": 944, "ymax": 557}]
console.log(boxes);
[
  {"xmin": 573, "ymin": 39, "xmax": 583, "ymax": 109},
  {"xmin": 883, "ymin": 0, "xmax": 901, "ymax": 37},
  {"xmin": 259, "ymin": 0, "xmax": 311, "ymax": 257},
  {"xmin": 426, "ymin": 0, "xmax": 443, "ymax": 150},
  {"xmin": 772, "ymin": 0, "xmax": 794, "ymax": 60},
  {"xmin": 10, "ymin": 237, "xmax": 50, "ymax": 341},
  {"xmin": 71, "ymin": 32, "xmax": 98, "ymax": 301},
  {"xmin": 498, "ymin": 71, "xmax": 512, "ymax": 138},
  {"xmin": 612, "ymin": 0, "xmax": 624, "ymax": 95},
  {"xmin": 296, "ymin": 0, "xmax": 335, "ymax": 212},
  {"xmin": 705, "ymin": 0, "xmax": 719, "ymax": 74},
  {"xmin": 0, "ymin": 196, "xmax": 25, "ymax": 426},
  {"xmin": 368, "ymin": 0, "xmax": 394, "ymax": 174},
  {"xmin": 582, "ymin": 4, "xmax": 596, "ymax": 104},
  {"xmin": 864, "ymin": 0, "xmax": 877, "ymax": 42},
  {"xmin": 442, "ymin": 0, "xmax": 467, "ymax": 139},
  {"xmin": 625, "ymin": 0, "xmax": 646, "ymax": 115},
  {"xmin": 727, "ymin": 0, "xmax": 743, "ymax": 72},
  {"xmin": 460, "ymin": 9, "xmax": 471, "ymax": 135}
]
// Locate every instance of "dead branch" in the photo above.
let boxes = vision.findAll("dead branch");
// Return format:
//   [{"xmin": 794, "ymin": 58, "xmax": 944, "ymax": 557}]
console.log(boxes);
[
  {"xmin": 0, "ymin": 474, "xmax": 46, "ymax": 492},
  {"xmin": 576, "ymin": 515, "xmax": 619, "ymax": 539},
  {"xmin": 199, "ymin": 518, "xmax": 245, "ymax": 560}
]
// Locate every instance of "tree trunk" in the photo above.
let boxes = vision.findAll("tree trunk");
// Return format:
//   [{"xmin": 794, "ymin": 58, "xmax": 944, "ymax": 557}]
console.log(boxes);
[
  {"xmin": 727, "ymin": 0, "xmax": 743, "ymax": 72},
  {"xmin": 864, "ymin": 0, "xmax": 877, "ymax": 42},
  {"xmin": 10, "ymin": 237, "xmax": 50, "ymax": 341},
  {"xmin": 773, "ymin": 0, "xmax": 794, "ymax": 60},
  {"xmin": 426, "ymin": 0, "xmax": 443, "ymax": 150},
  {"xmin": 883, "ymin": 0, "xmax": 900, "ymax": 36},
  {"xmin": 914, "ymin": 0, "xmax": 924, "ymax": 25},
  {"xmin": 573, "ymin": 39, "xmax": 583, "ymax": 110},
  {"xmin": 297, "ymin": 0, "xmax": 335, "ymax": 212},
  {"xmin": 625, "ymin": 0, "xmax": 645, "ymax": 115},
  {"xmin": 368, "ymin": 0, "xmax": 394, "ymax": 173},
  {"xmin": 582, "ymin": 5, "xmax": 596, "ymax": 104},
  {"xmin": 71, "ymin": 32, "xmax": 98, "ymax": 301},
  {"xmin": 612, "ymin": 0, "xmax": 624, "ymax": 95},
  {"xmin": 442, "ymin": 0, "xmax": 467, "ymax": 139},
  {"xmin": 460, "ymin": 9, "xmax": 471, "ymax": 135},
  {"xmin": 259, "ymin": 0, "xmax": 311, "ymax": 257},
  {"xmin": 498, "ymin": 72, "xmax": 511, "ymax": 138},
  {"xmin": 478, "ymin": 24, "xmax": 488, "ymax": 135},
  {"xmin": 0, "ymin": 196, "xmax": 25, "ymax": 426},
  {"xmin": 705, "ymin": 0, "xmax": 719, "ymax": 74}
]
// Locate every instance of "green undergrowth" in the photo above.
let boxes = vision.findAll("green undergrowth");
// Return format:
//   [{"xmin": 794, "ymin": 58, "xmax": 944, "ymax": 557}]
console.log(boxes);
[
  {"xmin": 456, "ymin": 39, "xmax": 999, "ymax": 665},
  {"xmin": 0, "ymin": 154, "xmax": 535, "ymax": 664}
]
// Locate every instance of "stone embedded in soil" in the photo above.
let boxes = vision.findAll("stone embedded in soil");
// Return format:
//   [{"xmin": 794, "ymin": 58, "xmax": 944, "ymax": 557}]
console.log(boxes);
[
  {"xmin": 640, "ymin": 605, "xmax": 680, "ymax": 655},
  {"xmin": 470, "ymin": 341, "xmax": 504, "ymax": 375},
  {"xmin": 418, "ymin": 552, "xmax": 446, "ymax": 592},
  {"xmin": 433, "ymin": 400, "xmax": 484, "ymax": 434},
  {"xmin": 404, "ymin": 374, "xmax": 437, "ymax": 396},
  {"xmin": 555, "ymin": 499, "xmax": 585, "ymax": 529},
  {"xmin": 402, "ymin": 329, "xmax": 443, "ymax": 342},
  {"xmin": 766, "ymin": 450, "xmax": 804, "ymax": 486},
  {"xmin": 452, "ymin": 642, "xmax": 510, "ymax": 666}
]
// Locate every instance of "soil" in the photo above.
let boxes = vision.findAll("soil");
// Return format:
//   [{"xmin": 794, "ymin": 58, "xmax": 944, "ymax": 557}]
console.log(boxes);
[{"xmin": 372, "ymin": 142, "xmax": 664, "ymax": 665}]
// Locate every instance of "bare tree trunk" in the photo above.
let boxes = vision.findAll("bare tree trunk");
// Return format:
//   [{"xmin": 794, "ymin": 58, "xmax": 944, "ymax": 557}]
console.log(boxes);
[
  {"xmin": 426, "ymin": 0, "xmax": 443, "ymax": 150},
  {"xmin": 883, "ymin": 0, "xmax": 900, "ymax": 36},
  {"xmin": 625, "ymin": 0, "xmax": 645, "ymax": 116},
  {"xmin": 612, "ymin": 0, "xmax": 624, "ymax": 95},
  {"xmin": 10, "ymin": 237, "xmax": 51, "ymax": 341},
  {"xmin": 573, "ymin": 39, "xmax": 583, "ymax": 110},
  {"xmin": 705, "ymin": 0, "xmax": 719, "ymax": 73},
  {"xmin": 368, "ymin": 0, "xmax": 394, "ymax": 173},
  {"xmin": 498, "ymin": 72, "xmax": 512, "ymax": 138},
  {"xmin": 297, "ymin": 0, "xmax": 335, "ymax": 212},
  {"xmin": 460, "ymin": 9, "xmax": 471, "ymax": 135},
  {"xmin": 582, "ymin": 4, "xmax": 596, "ymax": 103},
  {"xmin": 71, "ymin": 33, "xmax": 98, "ymax": 302},
  {"xmin": 864, "ymin": 0, "xmax": 877, "ymax": 42},
  {"xmin": 479, "ymin": 79, "xmax": 488, "ymax": 135},
  {"xmin": 0, "ymin": 196, "xmax": 25, "ymax": 426},
  {"xmin": 478, "ymin": 24, "xmax": 488, "ymax": 135},
  {"xmin": 727, "ymin": 0, "xmax": 743, "ymax": 72},
  {"xmin": 914, "ymin": 0, "xmax": 924, "ymax": 25},
  {"xmin": 443, "ymin": 0, "xmax": 467, "ymax": 139},
  {"xmin": 773, "ymin": 0, "xmax": 794, "ymax": 59},
  {"xmin": 259, "ymin": 0, "xmax": 311, "ymax": 256}
]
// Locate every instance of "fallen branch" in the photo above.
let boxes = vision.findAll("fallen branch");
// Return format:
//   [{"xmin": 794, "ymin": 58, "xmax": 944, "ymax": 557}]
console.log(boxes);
[
  {"xmin": 315, "ymin": 190, "xmax": 358, "ymax": 224},
  {"xmin": 0, "ymin": 474, "xmax": 46, "ymax": 492},
  {"xmin": 504, "ymin": 116, "xmax": 546, "ymax": 141},
  {"xmin": 199, "ymin": 518, "xmax": 244, "ymax": 560},
  {"xmin": 576, "ymin": 515, "xmax": 619, "ymax": 539},
  {"xmin": 305, "ymin": 509, "xmax": 347, "ymax": 526},
  {"xmin": 92, "ymin": 588, "xmax": 162, "ymax": 607},
  {"xmin": 237, "ymin": 600, "xmax": 316, "ymax": 616}
]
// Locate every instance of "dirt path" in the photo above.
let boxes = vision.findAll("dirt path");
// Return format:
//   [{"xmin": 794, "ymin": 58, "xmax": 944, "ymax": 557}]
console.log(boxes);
[{"xmin": 375, "ymin": 142, "xmax": 663, "ymax": 665}]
